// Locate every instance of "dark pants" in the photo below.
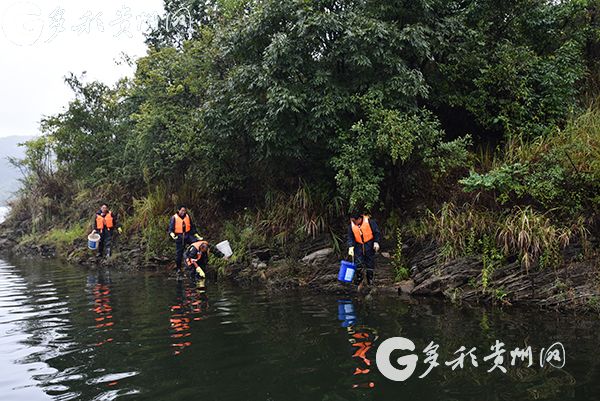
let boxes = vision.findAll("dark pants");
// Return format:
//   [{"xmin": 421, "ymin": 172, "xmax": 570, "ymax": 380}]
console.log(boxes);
[
  {"xmin": 354, "ymin": 247, "xmax": 375, "ymax": 285},
  {"xmin": 98, "ymin": 229, "xmax": 113, "ymax": 257},
  {"xmin": 175, "ymin": 234, "xmax": 195, "ymax": 270}
]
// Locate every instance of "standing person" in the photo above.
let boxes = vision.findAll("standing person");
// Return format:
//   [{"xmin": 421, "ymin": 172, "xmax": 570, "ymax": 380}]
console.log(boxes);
[
  {"xmin": 347, "ymin": 211, "xmax": 381, "ymax": 286},
  {"xmin": 168, "ymin": 205, "xmax": 203, "ymax": 272},
  {"xmin": 93, "ymin": 204, "xmax": 121, "ymax": 258}
]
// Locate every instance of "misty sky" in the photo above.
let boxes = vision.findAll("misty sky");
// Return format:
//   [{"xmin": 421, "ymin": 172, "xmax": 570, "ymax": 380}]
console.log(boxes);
[{"xmin": 0, "ymin": 0, "xmax": 166, "ymax": 138}]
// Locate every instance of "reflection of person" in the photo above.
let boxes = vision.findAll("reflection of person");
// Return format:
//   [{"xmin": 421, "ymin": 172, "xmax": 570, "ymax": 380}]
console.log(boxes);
[
  {"xmin": 338, "ymin": 299, "xmax": 378, "ymax": 388},
  {"xmin": 89, "ymin": 272, "xmax": 114, "ymax": 347},
  {"xmin": 169, "ymin": 280, "xmax": 209, "ymax": 355},
  {"xmin": 93, "ymin": 204, "xmax": 121, "ymax": 258},
  {"xmin": 347, "ymin": 211, "xmax": 382, "ymax": 285},
  {"xmin": 168, "ymin": 205, "xmax": 203, "ymax": 271},
  {"xmin": 347, "ymin": 325, "xmax": 378, "ymax": 389}
]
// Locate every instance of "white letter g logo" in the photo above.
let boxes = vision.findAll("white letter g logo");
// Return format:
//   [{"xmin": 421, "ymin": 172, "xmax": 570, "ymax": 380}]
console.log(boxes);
[{"xmin": 376, "ymin": 337, "xmax": 418, "ymax": 381}]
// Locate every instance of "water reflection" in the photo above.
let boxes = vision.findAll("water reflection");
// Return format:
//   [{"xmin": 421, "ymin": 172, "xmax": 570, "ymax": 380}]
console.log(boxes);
[
  {"xmin": 338, "ymin": 299, "xmax": 379, "ymax": 390},
  {"xmin": 89, "ymin": 276, "xmax": 114, "ymax": 347},
  {"xmin": 0, "ymin": 258, "xmax": 598, "ymax": 401},
  {"xmin": 169, "ymin": 280, "xmax": 209, "ymax": 355}
]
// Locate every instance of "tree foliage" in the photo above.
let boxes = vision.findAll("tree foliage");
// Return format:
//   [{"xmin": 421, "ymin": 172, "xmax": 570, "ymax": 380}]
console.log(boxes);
[{"xmin": 17, "ymin": 0, "xmax": 600, "ymax": 220}]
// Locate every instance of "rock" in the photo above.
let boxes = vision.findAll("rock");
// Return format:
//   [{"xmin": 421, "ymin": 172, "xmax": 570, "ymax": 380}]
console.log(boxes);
[
  {"xmin": 251, "ymin": 248, "xmax": 271, "ymax": 261},
  {"xmin": 0, "ymin": 237, "xmax": 15, "ymax": 250},
  {"xmin": 412, "ymin": 256, "xmax": 482, "ymax": 296},
  {"xmin": 398, "ymin": 279, "xmax": 415, "ymax": 294},
  {"xmin": 301, "ymin": 248, "xmax": 334, "ymax": 264}
]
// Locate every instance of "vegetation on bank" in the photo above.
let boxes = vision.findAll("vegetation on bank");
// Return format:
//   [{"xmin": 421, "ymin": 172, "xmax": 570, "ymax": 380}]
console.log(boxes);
[{"xmin": 2, "ymin": 0, "xmax": 600, "ymax": 294}]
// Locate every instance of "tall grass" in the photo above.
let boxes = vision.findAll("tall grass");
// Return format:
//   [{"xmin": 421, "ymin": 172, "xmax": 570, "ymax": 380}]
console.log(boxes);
[
  {"xmin": 498, "ymin": 207, "xmax": 588, "ymax": 272},
  {"xmin": 427, "ymin": 202, "xmax": 496, "ymax": 260},
  {"xmin": 425, "ymin": 202, "xmax": 588, "ymax": 271},
  {"xmin": 128, "ymin": 183, "xmax": 173, "ymax": 260},
  {"xmin": 258, "ymin": 181, "xmax": 346, "ymax": 244},
  {"xmin": 504, "ymin": 108, "xmax": 599, "ymax": 166},
  {"xmin": 125, "ymin": 181, "xmax": 220, "ymax": 261}
]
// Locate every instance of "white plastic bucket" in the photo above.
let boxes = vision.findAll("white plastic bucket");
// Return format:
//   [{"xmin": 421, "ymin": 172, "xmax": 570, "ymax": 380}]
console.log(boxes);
[
  {"xmin": 87, "ymin": 233, "xmax": 101, "ymax": 250},
  {"xmin": 215, "ymin": 240, "xmax": 233, "ymax": 258}
]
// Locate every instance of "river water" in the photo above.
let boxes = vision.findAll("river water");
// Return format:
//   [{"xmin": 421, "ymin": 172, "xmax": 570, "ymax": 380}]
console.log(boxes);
[{"xmin": 0, "ymin": 258, "xmax": 598, "ymax": 401}]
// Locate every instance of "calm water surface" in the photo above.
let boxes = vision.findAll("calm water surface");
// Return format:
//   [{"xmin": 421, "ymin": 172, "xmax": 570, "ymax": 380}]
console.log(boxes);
[{"xmin": 0, "ymin": 258, "xmax": 598, "ymax": 401}]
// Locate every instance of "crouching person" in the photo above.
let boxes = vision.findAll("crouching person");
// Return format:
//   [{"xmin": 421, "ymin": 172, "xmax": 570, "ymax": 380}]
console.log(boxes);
[
  {"xmin": 184, "ymin": 240, "xmax": 210, "ymax": 282},
  {"xmin": 184, "ymin": 240, "xmax": 227, "ymax": 282}
]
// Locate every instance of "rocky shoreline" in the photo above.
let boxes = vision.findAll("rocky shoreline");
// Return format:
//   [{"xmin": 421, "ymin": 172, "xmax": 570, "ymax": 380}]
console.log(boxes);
[
  {"xmin": 406, "ymin": 241, "xmax": 600, "ymax": 312},
  {"xmin": 1, "ymin": 223, "xmax": 598, "ymax": 313}
]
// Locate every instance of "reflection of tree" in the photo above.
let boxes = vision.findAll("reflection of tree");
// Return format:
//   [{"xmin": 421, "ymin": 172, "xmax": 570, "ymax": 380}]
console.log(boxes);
[
  {"xmin": 525, "ymin": 368, "xmax": 576, "ymax": 400},
  {"xmin": 4, "ymin": 259, "xmax": 598, "ymax": 401},
  {"xmin": 404, "ymin": 301, "xmax": 581, "ymax": 400}
]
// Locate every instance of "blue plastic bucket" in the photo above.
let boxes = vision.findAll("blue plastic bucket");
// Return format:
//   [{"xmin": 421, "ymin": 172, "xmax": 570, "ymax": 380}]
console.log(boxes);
[
  {"xmin": 338, "ymin": 260, "xmax": 356, "ymax": 283},
  {"xmin": 87, "ymin": 233, "xmax": 100, "ymax": 250}
]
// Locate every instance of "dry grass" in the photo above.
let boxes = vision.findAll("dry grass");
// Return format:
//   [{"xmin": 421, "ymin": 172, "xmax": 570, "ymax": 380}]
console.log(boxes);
[
  {"xmin": 426, "ymin": 202, "xmax": 589, "ymax": 271},
  {"xmin": 258, "ymin": 181, "xmax": 346, "ymax": 243}
]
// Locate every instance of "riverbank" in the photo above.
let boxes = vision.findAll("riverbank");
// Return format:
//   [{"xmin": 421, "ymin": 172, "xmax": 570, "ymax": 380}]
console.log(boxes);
[
  {"xmin": 3, "ymin": 0, "xmax": 598, "ymax": 321},
  {"xmin": 218, "ymin": 236, "xmax": 600, "ymax": 313},
  {"xmin": 1, "ymin": 220, "xmax": 598, "ymax": 314}
]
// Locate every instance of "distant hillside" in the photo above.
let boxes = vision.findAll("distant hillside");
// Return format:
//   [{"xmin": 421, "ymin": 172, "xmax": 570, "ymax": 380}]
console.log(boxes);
[{"xmin": 0, "ymin": 136, "xmax": 34, "ymax": 205}]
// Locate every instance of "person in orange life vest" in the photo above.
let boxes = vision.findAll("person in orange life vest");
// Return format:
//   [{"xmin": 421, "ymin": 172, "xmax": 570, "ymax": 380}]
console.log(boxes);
[
  {"xmin": 347, "ymin": 211, "xmax": 381, "ymax": 285},
  {"xmin": 92, "ymin": 204, "xmax": 122, "ymax": 258},
  {"xmin": 184, "ymin": 240, "xmax": 227, "ymax": 282},
  {"xmin": 168, "ymin": 205, "xmax": 203, "ymax": 271}
]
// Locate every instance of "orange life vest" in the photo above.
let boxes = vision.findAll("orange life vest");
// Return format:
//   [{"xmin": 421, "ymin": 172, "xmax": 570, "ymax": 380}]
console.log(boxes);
[
  {"xmin": 96, "ymin": 212, "xmax": 114, "ymax": 231},
  {"xmin": 173, "ymin": 214, "xmax": 191, "ymax": 234},
  {"xmin": 190, "ymin": 240, "xmax": 209, "ymax": 254},
  {"xmin": 351, "ymin": 216, "xmax": 374, "ymax": 244},
  {"xmin": 186, "ymin": 241, "xmax": 209, "ymax": 265}
]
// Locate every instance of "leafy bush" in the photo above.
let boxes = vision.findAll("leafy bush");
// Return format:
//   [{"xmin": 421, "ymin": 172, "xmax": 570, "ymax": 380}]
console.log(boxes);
[
  {"xmin": 392, "ymin": 229, "xmax": 410, "ymax": 282},
  {"xmin": 460, "ymin": 108, "xmax": 600, "ymax": 216},
  {"xmin": 334, "ymin": 106, "xmax": 470, "ymax": 210}
]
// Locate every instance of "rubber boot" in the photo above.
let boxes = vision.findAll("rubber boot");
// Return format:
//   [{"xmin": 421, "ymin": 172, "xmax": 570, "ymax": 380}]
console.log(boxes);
[
  {"xmin": 366, "ymin": 269, "xmax": 374, "ymax": 285},
  {"xmin": 353, "ymin": 268, "xmax": 363, "ymax": 286}
]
